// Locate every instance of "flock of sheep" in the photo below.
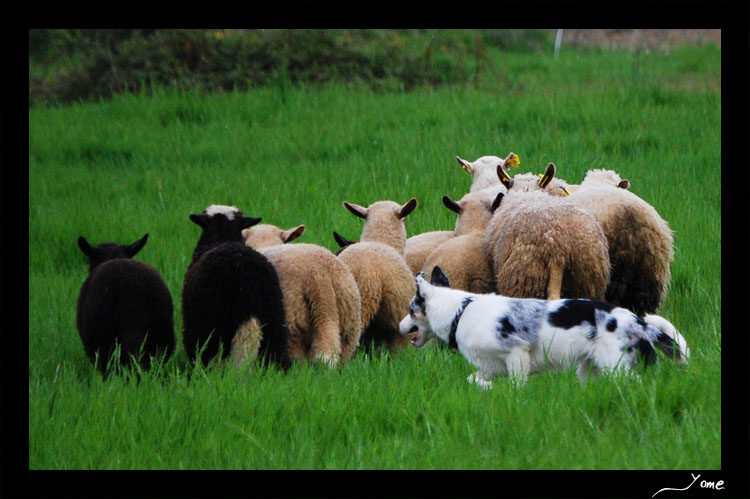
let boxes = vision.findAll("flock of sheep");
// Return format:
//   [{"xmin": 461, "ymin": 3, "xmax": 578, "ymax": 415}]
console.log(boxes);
[{"xmin": 75, "ymin": 152, "xmax": 674, "ymax": 375}]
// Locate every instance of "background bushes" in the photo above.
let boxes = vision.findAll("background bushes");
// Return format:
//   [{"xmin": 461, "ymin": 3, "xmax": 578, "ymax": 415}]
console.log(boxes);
[{"xmin": 29, "ymin": 29, "xmax": 555, "ymax": 106}]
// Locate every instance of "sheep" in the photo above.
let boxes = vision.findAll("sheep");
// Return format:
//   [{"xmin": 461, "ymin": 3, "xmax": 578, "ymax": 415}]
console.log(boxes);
[
  {"xmin": 404, "ymin": 230, "xmax": 454, "ymax": 275},
  {"xmin": 338, "ymin": 198, "xmax": 418, "ymax": 353},
  {"xmin": 568, "ymin": 169, "xmax": 674, "ymax": 316},
  {"xmin": 182, "ymin": 205, "xmax": 291, "ymax": 369},
  {"xmin": 484, "ymin": 163, "xmax": 611, "ymax": 301},
  {"xmin": 242, "ymin": 223, "xmax": 362, "ymax": 365},
  {"xmin": 76, "ymin": 233, "xmax": 175, "ymax": 375},
  {"xmin": 455, "ymin": 152, "xmax": 520, "ymax": 192},
  {"xmin": 421, "ymin": 187, "xmax": 505, "ymax": 294}
]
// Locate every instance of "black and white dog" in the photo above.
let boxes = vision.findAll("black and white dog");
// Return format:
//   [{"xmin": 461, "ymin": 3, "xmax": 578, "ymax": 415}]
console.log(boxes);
[{"xmin": 399, "ymin": 266, "xmax": 689, "ymax": 389}]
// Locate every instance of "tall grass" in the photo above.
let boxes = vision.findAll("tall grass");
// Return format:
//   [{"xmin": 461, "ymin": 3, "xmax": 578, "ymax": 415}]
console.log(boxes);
[{"xmin": 28, "ymin": 46, "xmax": 720, "ymax": 471}]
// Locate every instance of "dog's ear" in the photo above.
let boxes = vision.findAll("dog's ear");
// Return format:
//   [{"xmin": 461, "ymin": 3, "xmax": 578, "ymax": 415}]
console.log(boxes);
[{"xmin": 430, "ymin": 266, "xmax": 452, "ymax": 288}]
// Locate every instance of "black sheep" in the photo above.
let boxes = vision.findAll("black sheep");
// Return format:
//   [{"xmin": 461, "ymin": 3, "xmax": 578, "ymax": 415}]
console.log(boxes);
[
  {"xmin": 76, "ymin": 234, "xmax": 175, "ymax": 375},
  {"xmin": 182, "ymin": 205, "xmax": 291, "ymax": 369}
]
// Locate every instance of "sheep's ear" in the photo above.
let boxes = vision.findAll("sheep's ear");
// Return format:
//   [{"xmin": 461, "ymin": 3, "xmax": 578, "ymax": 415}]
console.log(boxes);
[
  {"xmin": 490, "ymin": 192, "xmax": 504, "ymax": 212},
  {"xmin": 77, "ymin": 236, "xmax": 96, "ymax": 258},
  {"xmin": 282, "ymin": 225, "xmax": 306, "ymax": 244},
  {"xmin": 398, "ymin": 198, "xmax": 418, "ymax": 219},
  {"xmin": 618, "ymin": 179, "xmax": 631, "ymax": 190},
  {"xmin": 125, "ymin": 233, "xmax": 149, "ymax": 258},
  {"xmin": 497, "ymin": 163, "xmax": 514, "ymax": 190},
  {"xmin": 538, "ymin": 163, "xmax": 556, "ymax": 189},
  {"xmin": 237, "ymin": 217, "xmax": 262, "ymax": 231},
  {"xmin": 430, "ymin": 265, "xmax": 452, "ymax": 288},
  {"xmin": 189, "ymin": 214, "xmax": 210, "ymax": 229},
  {"xmin": 456, "ymin": 156, "xmax": 473, "ymax": 174},
  {"xmin": 442, "ymin": 196, "xmax": 461, "ymax": 214},
  {"xmin": 333, "ymin": 231, "xmax": 354, "ymax": 248},
  {"xmin": 344, "ymin": 202, "xmax": 368, "ymax": 219}
]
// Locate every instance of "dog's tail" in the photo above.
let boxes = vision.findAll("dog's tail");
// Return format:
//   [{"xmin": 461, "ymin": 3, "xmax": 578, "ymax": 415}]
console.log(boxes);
[{"xmin": 642, "ymin": 314, "xmax": 690, "ymax": 364}]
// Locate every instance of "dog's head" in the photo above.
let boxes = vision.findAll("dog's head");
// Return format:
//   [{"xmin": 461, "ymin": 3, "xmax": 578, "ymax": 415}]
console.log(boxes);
[{"xmin": 399, "ymin": 266, "xmax": 452, "ymax": 348}]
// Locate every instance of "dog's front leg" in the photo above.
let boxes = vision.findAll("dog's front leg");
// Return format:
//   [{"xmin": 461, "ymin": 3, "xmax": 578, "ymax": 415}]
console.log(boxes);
[
  {"xmin": 467, "ymin": 371, "xmax": 494, "ymax": 390},
  {"xmin": 505, "ymin": 348, "xmax": 531, "ymax": 385}
]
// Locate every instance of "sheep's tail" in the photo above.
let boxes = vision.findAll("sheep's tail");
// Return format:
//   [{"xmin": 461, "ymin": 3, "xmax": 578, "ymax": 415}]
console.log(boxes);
[
  {"xmin": 306, "ymin": 277, "xmax": 343, "ymax": 366},
  {"xmin": 231, "ymin": 317, "xmax": 262, "ymax": 366},
  {"xmin": 642, "ymin": 314, "xmax": 690, "ymax": 364}
]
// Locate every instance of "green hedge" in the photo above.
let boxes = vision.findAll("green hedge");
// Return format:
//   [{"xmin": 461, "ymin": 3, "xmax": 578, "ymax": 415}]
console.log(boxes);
[{"xmin": 29, "ymin": 29, "xmax": 554, "ymax": 106}]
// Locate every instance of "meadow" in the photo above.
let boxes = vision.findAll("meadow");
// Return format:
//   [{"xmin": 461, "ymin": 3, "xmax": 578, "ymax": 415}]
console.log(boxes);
[{"xmin": 28, "ymin": 45, "xmax": 721, "ymax": 474}]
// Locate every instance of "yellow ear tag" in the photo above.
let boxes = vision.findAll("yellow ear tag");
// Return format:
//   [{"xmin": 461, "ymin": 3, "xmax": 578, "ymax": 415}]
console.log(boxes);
[
  {"xmin": 505, "ymin": 153, "xmax": 520, "ymax": 168},
  {"xmin": 537, "ymin": 173, "xmax": 552, "ymax": 189},
  {"xmin": 461, "ymin": 163, "xmax": 472, "ymax": 174},
  {"xmin": 560, "ymin": 186, "xmax": 570, "ymax": 196}
]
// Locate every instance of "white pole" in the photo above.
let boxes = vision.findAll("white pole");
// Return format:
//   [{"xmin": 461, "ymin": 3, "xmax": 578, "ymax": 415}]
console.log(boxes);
[{"xmin": 554, "ymin": 29, "xmax": 564, "ymax": 57}]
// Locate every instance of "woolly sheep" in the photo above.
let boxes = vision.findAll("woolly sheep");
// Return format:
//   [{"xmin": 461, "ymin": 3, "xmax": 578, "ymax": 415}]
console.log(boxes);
[
  {"xmin": 182, "ymin": 205, "xmax": 290, "ymax": 369},
  {"xmin": 404, "ymin": 230, "xmax": 454, "ymax": 275},
  {"xmin": 455, "ymin": 152, "xmax": 519, "ymax": 192},
  {"xmin": 339, "ymin": 198, "xmax": 418, "ymax": 353},
  {"xmin": 76, "ymin": 233, "xmax": 175, "ymax": 375},
  {"xmin": 242, "ymin": 223, "xmax": 363, "ymax": 365},
  {"xmin": 568, "ymin": 169, "xmax": 673, "ymax": 316},
  {"xmin": 421, "ymin": 188, "xmax": 505, "ymax": 294},
  {"xmin": 484, "ymin": 163, "xmax": 610, "ymax": 301}
]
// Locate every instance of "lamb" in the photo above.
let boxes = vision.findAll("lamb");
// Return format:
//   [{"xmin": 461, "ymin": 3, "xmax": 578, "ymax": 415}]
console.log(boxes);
[
  {"xmin": 338, "ymin": 198, "xmax": 418, "ymax": 353},
  {"xmin": 242, "ymin": 223, "xmax": 362, "ymax": 365},
  {"xmin": 420, "ymin": 187, "xmax": 504, "ymax": 294},
  {"xmin": 76, "ymin": 233, "xmax": 175, "ymax": 375},
  {"xmin": 455, "ymin": 152, "xmax": 520, "ymax": 192},
  {"xmin": 182, "ymin": 205, "xmax": 290, "ymax": 369},
  {"xmin": 568, "ymin": 169, "xmax": 674, "ymax": 316},
  {"xmin": 484, "ymin": 163, "xmax": 611, "ymax": 301}
]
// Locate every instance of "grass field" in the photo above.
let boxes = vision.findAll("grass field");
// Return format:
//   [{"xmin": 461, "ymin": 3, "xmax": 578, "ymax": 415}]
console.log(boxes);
[{"xmin": 28, "ymin": 45, "xmax": 721, "ymax": 471}]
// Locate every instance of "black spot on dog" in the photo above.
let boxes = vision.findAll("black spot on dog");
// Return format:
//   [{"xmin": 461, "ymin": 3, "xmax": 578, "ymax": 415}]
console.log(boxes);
[
  {"xmin": 606, "ymin": 318, "xmax": 618, "ymax": 332},
  {"xmin": 548, "ymin": 300, "xmax": 615, "ymax": 330},
  {"xmin": 634, "ymin": 338, "xmax": 657, "ymax": 366},
  {"xmin": 496, "ymin": 316, "xmax": 517, "ymax": 340}
]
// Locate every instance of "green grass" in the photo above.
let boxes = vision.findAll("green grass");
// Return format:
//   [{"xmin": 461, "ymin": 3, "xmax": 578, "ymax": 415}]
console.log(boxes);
[{"xmin": 28, "ymin": 46, "xmax": 721, "ymax": 470}]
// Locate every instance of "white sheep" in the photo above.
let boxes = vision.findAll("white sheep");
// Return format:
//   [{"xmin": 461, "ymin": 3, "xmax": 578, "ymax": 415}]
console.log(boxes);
[
  {"xmin": 242, "ymin": 223, "xmax": 363, "ymax": 365},
  {"xmin": 484, "ymin": 163, "xmax": 611, "ymax": 301},
  {"xmin": 338, "ymin": 198, "xmax": 418, "ymax": 353},
  {"xmin": 568, "ymin": 169, "xmax": 674, "ymax": 316},
  {"xmin": 76, "ymin": 234, "xmax": 175, "ymax": 375},
  {"xmin": 455, "ymin": 152, "xmax": 519, "ymax": 192},
  {"xmin": 182, "ymin": 205, "xmax": 291, "ymax": 369}
]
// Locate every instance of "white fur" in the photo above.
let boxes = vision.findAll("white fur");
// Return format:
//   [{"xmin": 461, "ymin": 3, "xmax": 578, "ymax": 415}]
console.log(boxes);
[{"xmin": 204, "ymin": 204, "xmax": 240, "ymax": 219}]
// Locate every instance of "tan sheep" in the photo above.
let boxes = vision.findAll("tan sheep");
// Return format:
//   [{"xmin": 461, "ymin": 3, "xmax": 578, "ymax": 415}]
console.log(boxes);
[
  {"xmin": 484, "ymin": 163, "xmax": 610, "ymax": 301},
  {"xmin": 404, "ymin": 230, "xmax": 454, "ymax": 275},
  {"xmin": 568, "ymin": 169, "xmax": 674, "ymax": 316},
  {"xmin": 455, "ymin": 152, "xmax": 519, "ymax": 192},
  {"xmin": 339, "ymin": 198, "xmax": 418, "ymax": 353},
  {"xmin": 421, "ymin": 187, "xmax": 504, "ymax": 294},
  {"xmin": 242, "ymin": 223, "xmax": 362, "ymax": 365}
]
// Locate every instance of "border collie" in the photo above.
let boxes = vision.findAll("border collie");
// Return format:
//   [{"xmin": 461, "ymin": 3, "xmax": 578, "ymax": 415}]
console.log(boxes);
[{"xmin": 399, "ymin": 266, "xmax": 689, "ymax": 389}]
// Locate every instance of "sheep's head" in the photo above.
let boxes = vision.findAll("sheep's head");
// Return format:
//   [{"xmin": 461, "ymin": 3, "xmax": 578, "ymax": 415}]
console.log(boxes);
[
  {"xmin": 456, "ymin": 152, "xmax": 519, "ymax": 192},
  {"xmin": 497, "ymin": 162, "xmax": 570, "ymax": 196},
  {"xmin": 442, "ymin": 187, "xmax": 505, "ymax": 235},
  {"xmin": 581, "ymin": 169, "xmax": 631, "ymax": 190},
  {"xmin": 242, "ymin": 224, "xmax": 306, "ymax": 250},
  {"xmin": 77, "ymin": 233, "xmax": 149, "ymax": 271},
  {"xmin": 343, "ymin": 198, "xmax": 417, "ymax": 254},
  {"xmin": 189, "ymin": 204, "xmax": 261, "ymax": 261}
]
